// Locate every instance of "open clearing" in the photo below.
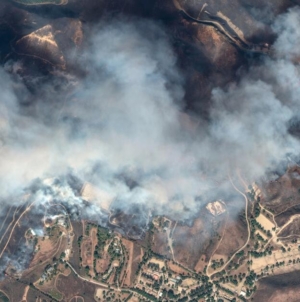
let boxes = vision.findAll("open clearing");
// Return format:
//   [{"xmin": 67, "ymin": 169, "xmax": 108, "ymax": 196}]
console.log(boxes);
[
  {"xmin": 128, "ymin": 296, "xmax": 139, "ymax": 302},
  {"xmin": 181, "ymin": 278, "xmax": 197, "ymax": 287},
  {"xmin": 96, "ymin": 258, "xmax": 110, "ymax": 274},
  {"xmin": 95, "ymin": 288, "xmax": 105, "ymax": 300},
  {"xmin": 148, "ymin": 257, "xmax": 165, "ymax": 269},
  {"xmin": 30, "ymin": 236, "xmax": 64, "ymax": 268},
  {"xmin": 167, "ymin": 261, "xmax": 189, "ymax": 275},
  {"xmin": 252, "ymin": 246, "xmax": 300, "ymax": 274},
  {"xmin": 195, "ymin": 254, "xmax": 207, "ymax": 272},
  {"xmin": 257, "ymin": 214, "xmax": 275, "ymax": 231}
]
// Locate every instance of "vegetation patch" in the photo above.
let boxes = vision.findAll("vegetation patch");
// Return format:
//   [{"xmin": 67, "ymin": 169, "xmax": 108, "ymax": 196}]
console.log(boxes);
[
  {"xmin": 0, "ymin": 292, "xmax": 9, "ymax": 302},
  {"xmin": 49, "ymin": 289, "xmax": 63, "ymax": 301}
]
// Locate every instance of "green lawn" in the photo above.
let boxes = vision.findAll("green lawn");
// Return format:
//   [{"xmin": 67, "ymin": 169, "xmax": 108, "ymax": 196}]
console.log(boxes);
[{"xmin": 49, "ymin": 289, "xmax": 63, "ymax": 301}]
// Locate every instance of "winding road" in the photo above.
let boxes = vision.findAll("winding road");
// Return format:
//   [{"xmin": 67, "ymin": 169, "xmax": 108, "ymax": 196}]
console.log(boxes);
[
  {"xmin": 173, "ymin": 0, "xmax": 269, "ymax": 55},
  {"xmin": 207, "ymin": 174, "xmax": 251, "ymax": 278}
]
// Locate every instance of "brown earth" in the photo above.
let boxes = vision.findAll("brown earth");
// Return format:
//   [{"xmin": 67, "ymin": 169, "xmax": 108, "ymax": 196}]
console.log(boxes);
[
  {"xmin": 96, "ymin": 258, "xmax": 110, "ymax": 274},
  {"xmin": 167, "ymin": 261, "xmax": 190, "ymax": 276},
  {"xmin": 152, "ymin": 228, "xmax": 172, "ymax": 258},
  {"xmin": 130, "ymin": 244, "xmax": 143, "ymax": 285},
  {"xmin": 194, "ymin": 254, "xmax": 207, "ymax": 272},
  {"xmin": 30, "ymin": 237, "xmax": 56, "ymax": 267},
  {"xmin": 0, "ymin": 280, "xmax": 25, "ymax": 302},
  {"xmin": 14, "ymin": 25, "xmax": 66, "ymax": 68},
  {"xmin": 69, "ymin": 221, "xmax": 83, "ymax": 273},
  {"xmin": 213, "ymin": 212, "xmax": 248, "ymax": 259},
  {"xmin": 254, "ymin": 270, "xmax": 300, "ymax": 302},
  {"xmin": 278, "ymin": 217, "xmax": 300, "ymax": 238},
  {"xmin": 172, "ymin": 211, "xmax": 224, "ymax": 269},
  {"xmin": 1, "ymin": 0, "xmax": 289, "ymax": 114},
  {"xmin": 56, "ymin": 271, "xmax": 96, "ymax": 302},
  {"xmin": 262, "ymin": 168, "xmax": 300, "ymax": 215},
  {"xmin": 81, "ymin": 238, "xmax": 93, "ymax": 267},
  {"xmin": 275, "ymin": 204, "xmax": 300, "ymax": 227}
]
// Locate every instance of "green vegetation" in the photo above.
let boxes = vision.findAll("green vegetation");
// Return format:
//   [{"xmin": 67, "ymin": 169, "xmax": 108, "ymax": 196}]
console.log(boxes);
[
  {"xmin": 167, "ymin": 289, "xmax": 180, "ymax": 299},
  {"xmin": 0, "ymin": 292, "xmax": 9, "ymax": 302},
  {"xmin": 189, "ymin": 282, "xmax": 213, "ymax": 299},
  {"xmin": 256, "ymin": 233, "xmax": 267, "ymax": 243},
  {"xmin": 247, "ymin": 187, "xmax": 256, "ymax": 201},
  {"xmin": 244, "ymin": 270, "xmax": 257, "ymax": 287},
  {"xmin": 239, "ymin": 295, "xmax": 247, "ymax": 302},
  {"xmin": 215, "ymin": 284, "xmax": 234, "ymax": 295},
  {"xmin": 253, "ymin": 204, "xmax": 261, "ymax": 218},
  {"xmin": 94, "ymin": 226, "xmax": 111, "ymax": 259},
  {"xmin": 132, "ymin": 288, "xmax": 158, "ymax": 301},
  {"xmin": 250, "ymin": 218, "xmax": 272, "ymax": 238},
  {"xmin": 211, "ymin": 258, "xmax": 224, "ymax": 270},
  {"xmin": 148, "ymin": 262, "xmax": 160, "ymax": 271},
  {"xmin": 236, "ymin": 250, "xmax": 244, "ymax": 258},
  {"xmin": 59, "ymin": 251, "xmax": 66, "ymax": 263},
  {"xmin": 49, "ymin": 289, "xmax": 63, "ymax": 301},
  {"xmin": 77, "ymin": 235, "xmax": 83, "ymax": 246},
  {"xmin": 108, "ymin": 240, "xmax": 122, "ymax": 260},
  {"xmin": 178, "ymin": 297, "xmax": 188, "ymax": 302}
]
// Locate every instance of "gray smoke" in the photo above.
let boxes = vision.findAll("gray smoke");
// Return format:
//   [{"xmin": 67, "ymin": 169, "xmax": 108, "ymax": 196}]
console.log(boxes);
[{"xmin": 0, "ymin": 9, "xmax": 300, "ymax": 224}]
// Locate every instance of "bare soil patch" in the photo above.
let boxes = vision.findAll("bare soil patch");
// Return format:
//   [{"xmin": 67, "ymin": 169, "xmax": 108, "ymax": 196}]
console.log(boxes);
[
  {"xmin": 56, "ymin": 271, "xmax": 96, "ymax": 302},
  {"xmin": 172, "ymin": 212, "xmax": 223, "ymax": 269},
  {"xmin": 262, "ymin": 168, "xmax": 300, "ymax": 215},
  {"xmin": 96, "ymin": 258, "xmax": 110, "ymax": 274},
  {"xmin": 152, "ymin": 229, "xmax": 172, "ymax": 258},
  {"xmin": 167, "ymin": 261, "xmax": 189, "ymax": 275},
  {"xmin": 214, "ymin": 215, "xmax": 247, "ymax": 258},
  {"xmin": 0, "ymin": 280, "xmax": 25, "ymax": 302},
  {"xmin": 181, "ymin": 278, "xmax": 197, "ymax": 287},
  {"xmin": 275, "ymin": 204, "xmax": 300, "ymax": 227},
  {"xmin": 81, "ymin": 238, "xmax": 93, "ymax": 267},
  {"xmin": 254, "ymin": 270, "xmax": 300, "ymax": 302},
  {"xmin": 278, "ymin": 217, "xmax": 300, "ymax": 238},
  {"xmin": 30, "ymin": 237, "xmax": 55, "ymax": 267},
  {"xmin": 194, "ymin": 254, "xmax": 207, "ymax": 272},
  {"xmin": 256, "ymin": 213, "xmax": 275, "ymax": 231},
  {"xmin": 128, "ymin": 296, "xmax": 139, "ymax": 302}
]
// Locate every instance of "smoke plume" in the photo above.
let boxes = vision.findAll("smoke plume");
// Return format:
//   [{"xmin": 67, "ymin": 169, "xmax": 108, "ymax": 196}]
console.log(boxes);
[{"xmin": 0, "ymin": 9, "xmax": 300, "ymax": 225}]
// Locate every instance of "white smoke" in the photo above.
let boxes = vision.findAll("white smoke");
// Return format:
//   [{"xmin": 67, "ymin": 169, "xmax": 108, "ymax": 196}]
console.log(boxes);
[{"xmin": 0, "ymin": 9, "xmax": 300, "ymax": 221}]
